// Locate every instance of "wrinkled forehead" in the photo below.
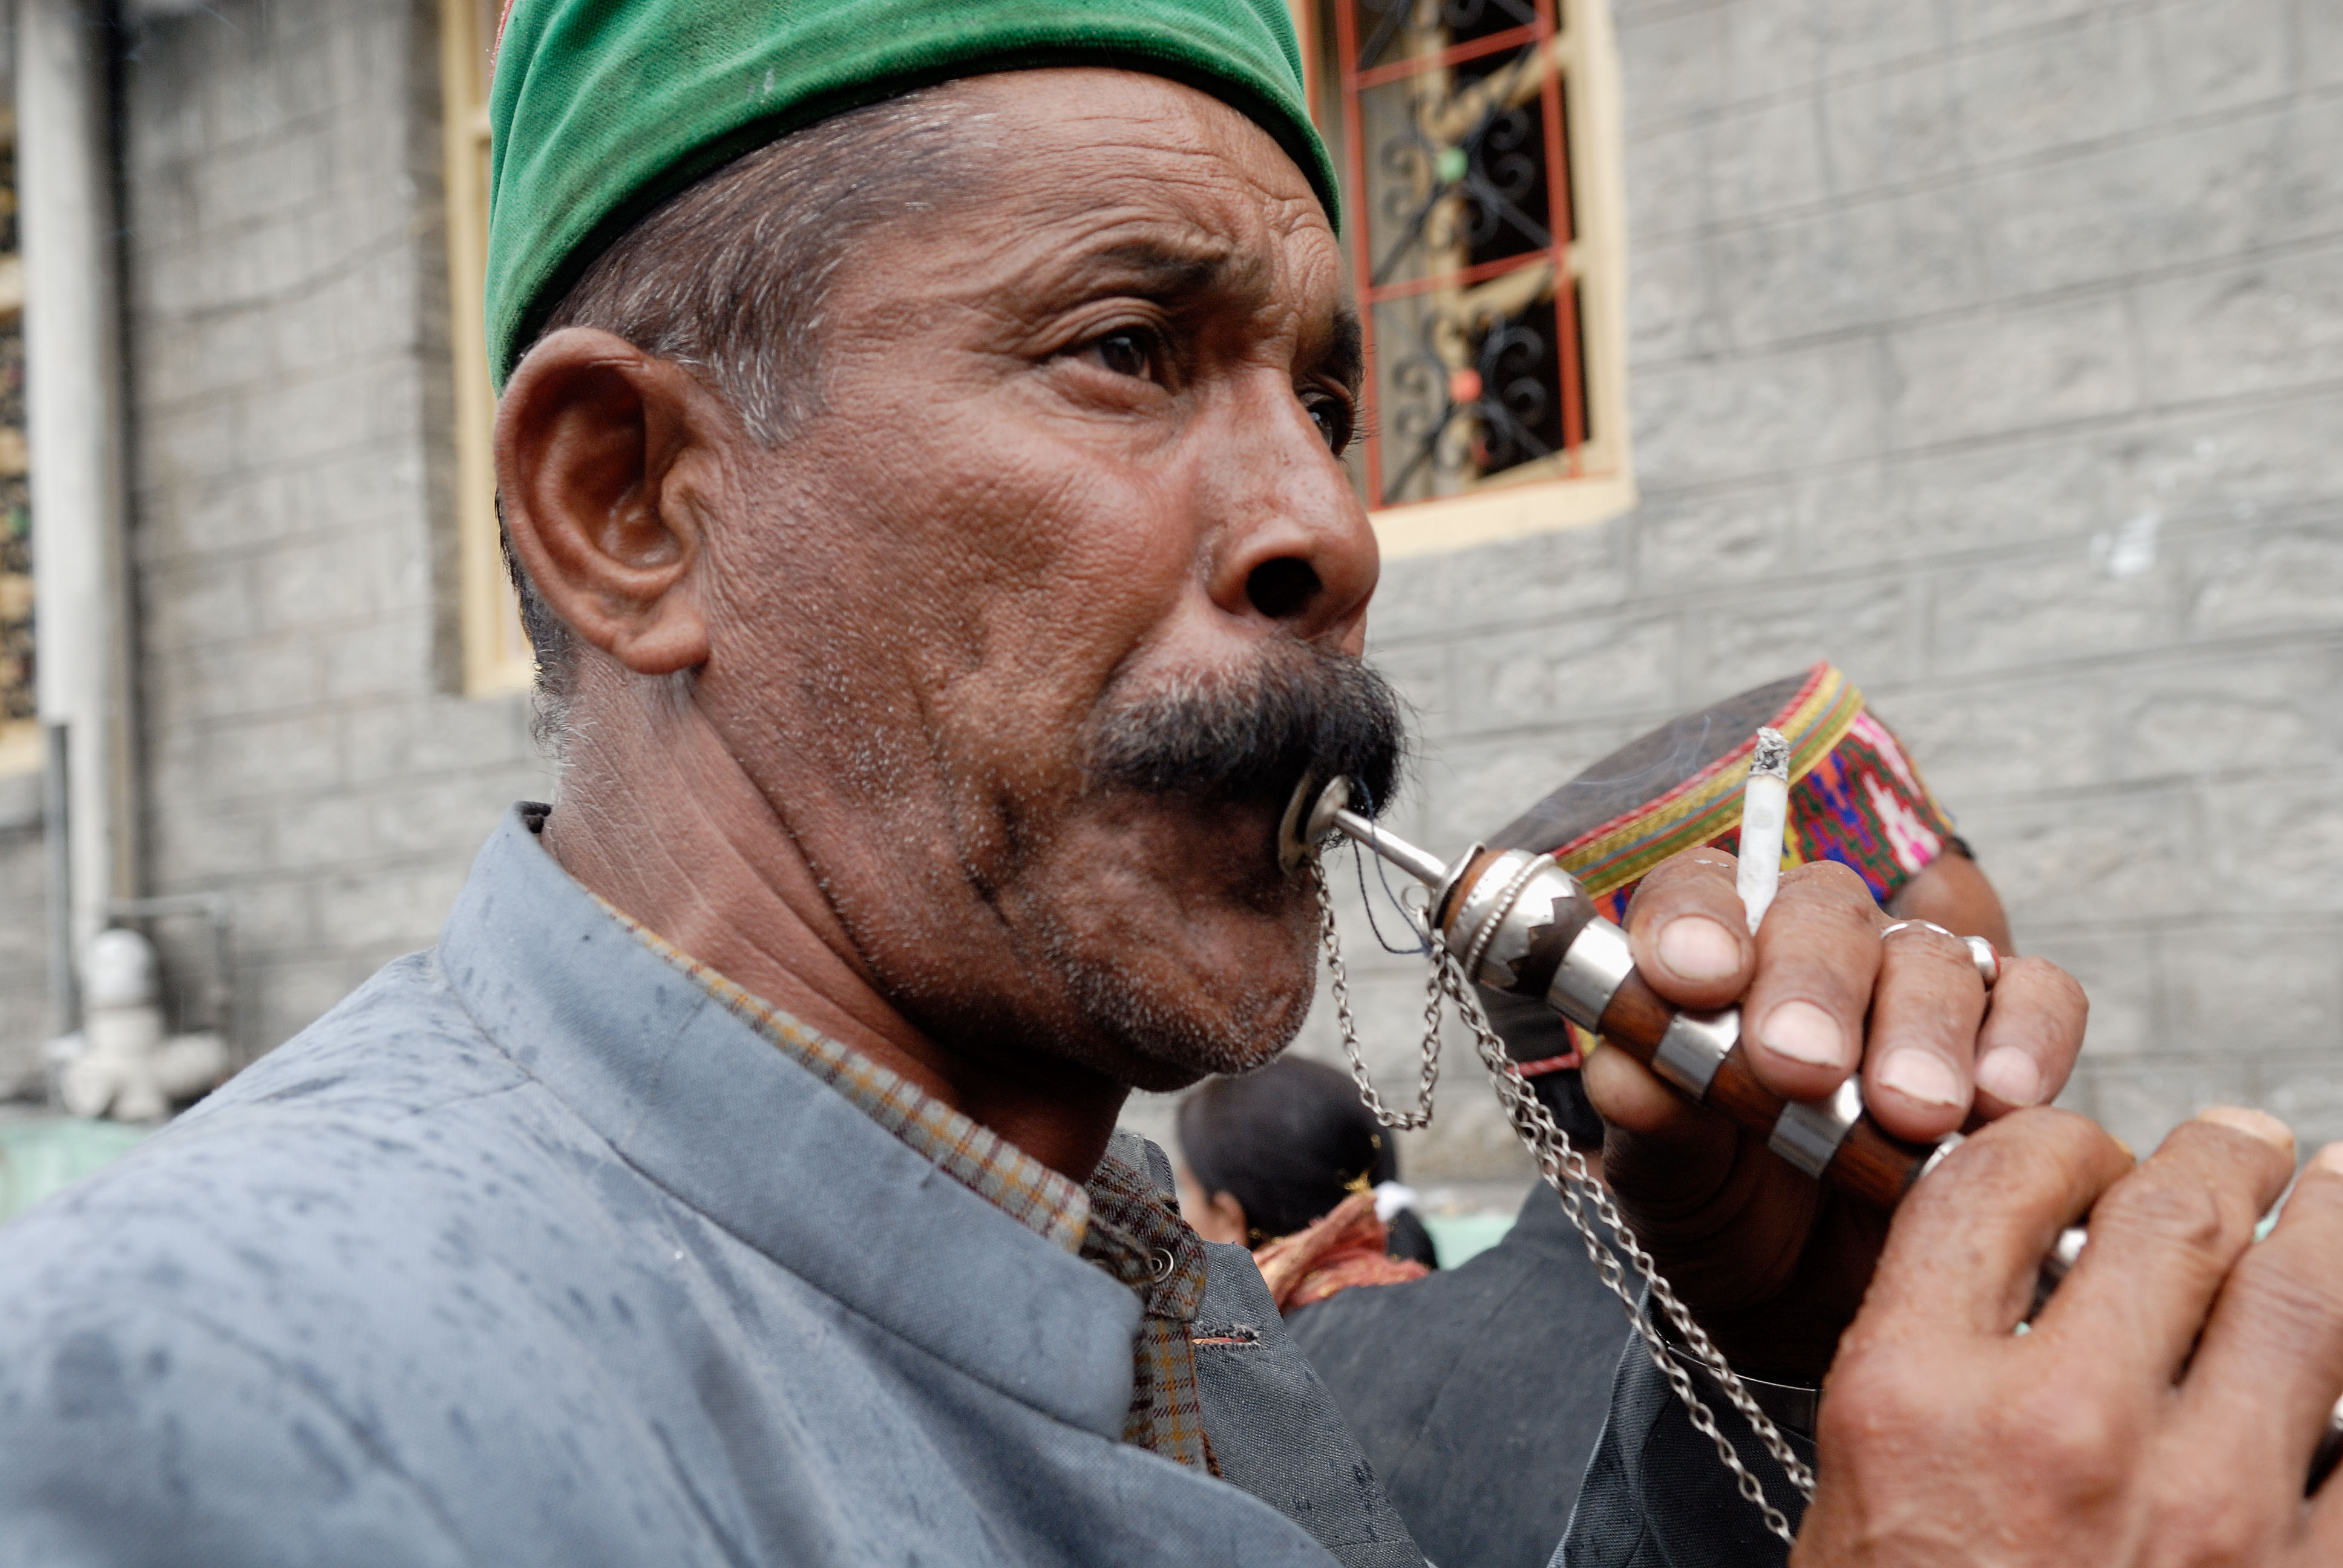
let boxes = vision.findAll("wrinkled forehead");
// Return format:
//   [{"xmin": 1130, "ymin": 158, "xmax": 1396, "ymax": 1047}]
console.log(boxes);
[{"xmin": 834, "ymin": 71, "xmax": 1350, "ymax": 345}]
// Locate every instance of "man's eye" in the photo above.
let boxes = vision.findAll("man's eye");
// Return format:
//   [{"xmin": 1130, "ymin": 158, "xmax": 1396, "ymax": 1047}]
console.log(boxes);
[
  {"xmin": 1305, "ymin": 393, "xmax": 1354, "ymax": 456},
  {"xmin": 1085, "ymin": 330, "xmax": 1159, "ymax": 382}
]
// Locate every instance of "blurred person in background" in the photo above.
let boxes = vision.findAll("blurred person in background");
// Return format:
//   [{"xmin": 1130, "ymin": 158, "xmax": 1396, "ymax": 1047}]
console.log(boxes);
[
  {"xmin": 1174, "ymin": 1056, "xmax": 1438, "ymax": 1308},
  {"xmin": 1286, "ymin": 664, "xmax": 2016, "ymax": 1568}
]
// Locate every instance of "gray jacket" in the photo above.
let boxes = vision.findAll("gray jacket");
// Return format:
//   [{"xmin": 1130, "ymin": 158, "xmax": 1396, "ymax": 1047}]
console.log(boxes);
[{"xmin": 0, "ymin": 808, "xmax": 1699, "ymax": 1565}]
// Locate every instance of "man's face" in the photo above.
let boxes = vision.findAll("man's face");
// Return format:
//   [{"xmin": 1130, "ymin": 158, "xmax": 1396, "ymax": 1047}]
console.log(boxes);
[{"xmin": 690, "ymin": 70, "xmax": 1390, "ymax": 1093}]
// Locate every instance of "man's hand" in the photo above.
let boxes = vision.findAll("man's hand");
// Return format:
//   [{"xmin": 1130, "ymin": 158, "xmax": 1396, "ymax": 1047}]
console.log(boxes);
[
  {"xmin": 1797, "ymin": 1108, "xmax": 2343, "ymax": 1565},
  {"xmin": 1582, "ymin": 850, "xmax": 2089, "ymax": 1373}
]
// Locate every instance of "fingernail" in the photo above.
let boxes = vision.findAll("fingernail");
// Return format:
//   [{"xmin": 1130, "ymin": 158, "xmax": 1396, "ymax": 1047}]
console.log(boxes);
[
  {"xmin": 1975, "ymin": 1047, "xmax": 2042, "ymax": 1106},
  {"xmin": 1879, "ymin": 1050, "xmax": 1964, "ymax": 1109},
  {"xmin": 1755, "ymin": 1000, "xmax": 1849, "ymax": 1069},
  {"xmin": 2311, "ymin": 1142, "xmax": 2343, "ymax": 1178},
  {"xmin": 2197, "ymin": 1105, "xmax": 2295, "ymax": 1155},
  {"xmin": 1657, "ymin": 916, "xmax": 1741, "ymax": 983}
]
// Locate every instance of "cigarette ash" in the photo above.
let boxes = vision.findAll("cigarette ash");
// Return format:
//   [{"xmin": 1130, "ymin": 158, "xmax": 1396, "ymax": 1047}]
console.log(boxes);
[{"xmin": 1749, "ymin": 725, "xmax": 1791, "ymax": 780}]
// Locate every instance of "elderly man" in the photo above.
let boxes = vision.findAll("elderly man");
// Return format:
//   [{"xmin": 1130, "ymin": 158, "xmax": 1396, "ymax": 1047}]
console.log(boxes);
[{"xmin": 2, "ymin": 3, "xmax": 2341, "ymax": 1565}]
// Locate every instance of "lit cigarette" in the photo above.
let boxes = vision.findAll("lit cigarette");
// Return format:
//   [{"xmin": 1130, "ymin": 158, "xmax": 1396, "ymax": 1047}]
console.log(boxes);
[{"xmin": 1737, "ymin": 727, "xmax": 1791, "ymax": 933}]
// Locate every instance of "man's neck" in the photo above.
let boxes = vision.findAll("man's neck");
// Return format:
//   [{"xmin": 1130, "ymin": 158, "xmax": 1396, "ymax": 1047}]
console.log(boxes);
[{"xmin": 541, "ymin": 691, "xmax": 1129, "ymax": 1184}]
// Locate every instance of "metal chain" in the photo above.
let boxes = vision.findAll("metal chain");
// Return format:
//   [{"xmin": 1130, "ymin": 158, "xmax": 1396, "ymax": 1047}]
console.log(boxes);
[
  {"xmin": 1438, "ymin": 958, "xmax": 1817, "ymax": 1524},
  {"xmin": 1315, "ymin": 859, "xmax": 1441, "ymax": 1130},
  {"xmin": 1309, "ymin": 858, "xmax": 1815, "ymax": 1547}
]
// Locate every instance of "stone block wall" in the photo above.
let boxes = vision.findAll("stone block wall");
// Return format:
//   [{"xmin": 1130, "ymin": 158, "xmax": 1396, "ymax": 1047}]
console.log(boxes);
[
  {"xmin": 123, "ymin": 0, "xmax": 553, "ymax": 1064},
  {"xmin": 1274, "ymin": 0, "xmax": 2343, "ymax": 1181}
]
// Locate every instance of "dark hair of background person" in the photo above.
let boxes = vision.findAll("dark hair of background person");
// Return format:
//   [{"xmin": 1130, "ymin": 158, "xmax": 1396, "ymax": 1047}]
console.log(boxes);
[
  {"xmin": 1178, "ymin": 1057, "xmax": 1431, "ymax": 1259},
  {"xmin": 1529, "ymin": 1065, "xmax": 1607, "ymax": 1153}
]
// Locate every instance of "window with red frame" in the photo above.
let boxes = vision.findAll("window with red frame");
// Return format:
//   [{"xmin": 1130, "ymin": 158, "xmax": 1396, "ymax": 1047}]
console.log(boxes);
[{"xmin": 1317, "ymin": 0, "xmax": 1604, "ymax": 512}]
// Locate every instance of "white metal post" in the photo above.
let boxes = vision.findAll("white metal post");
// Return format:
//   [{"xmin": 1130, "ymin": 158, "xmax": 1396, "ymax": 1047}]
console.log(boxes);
[{"xmin": 19, "ymin": 0, "xmax": 135, "ymax": 999}]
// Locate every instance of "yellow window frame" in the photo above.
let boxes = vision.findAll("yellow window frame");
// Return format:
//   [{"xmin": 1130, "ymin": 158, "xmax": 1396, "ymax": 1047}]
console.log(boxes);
[{"xmin": 440, "ymin": 0, "xmax": 534, "ymax": 696}]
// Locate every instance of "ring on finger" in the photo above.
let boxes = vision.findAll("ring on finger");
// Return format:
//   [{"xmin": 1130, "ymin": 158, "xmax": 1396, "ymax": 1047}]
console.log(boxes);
[{"xmin": 1879, "ymin": 919, "xmax": 2000, "ymax": 989}]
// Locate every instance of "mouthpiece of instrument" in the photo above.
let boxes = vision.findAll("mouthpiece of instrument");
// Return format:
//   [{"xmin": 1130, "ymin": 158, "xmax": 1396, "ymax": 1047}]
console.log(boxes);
[{"xmin": 1279, "ymin": 774, "xmax": 1463, "ymax": 890}]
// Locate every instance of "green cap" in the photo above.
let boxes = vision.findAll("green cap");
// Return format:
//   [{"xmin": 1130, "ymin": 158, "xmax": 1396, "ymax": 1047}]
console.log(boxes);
[{"xmin": 486, "ymin": 0, "xmax": 1339, "ymax": 389}]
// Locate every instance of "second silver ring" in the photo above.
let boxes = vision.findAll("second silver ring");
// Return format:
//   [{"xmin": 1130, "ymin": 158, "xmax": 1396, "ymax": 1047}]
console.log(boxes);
[{"xmin": 1879, "ymin": 918, "xmax": 2000, "ymax": 989}]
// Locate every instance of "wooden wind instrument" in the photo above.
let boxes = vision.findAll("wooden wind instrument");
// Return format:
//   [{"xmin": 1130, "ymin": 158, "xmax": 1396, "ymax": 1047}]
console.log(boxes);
[{"xmin": 1281, "ymin": 775, "xmax": 1950, "ymax": 1209}]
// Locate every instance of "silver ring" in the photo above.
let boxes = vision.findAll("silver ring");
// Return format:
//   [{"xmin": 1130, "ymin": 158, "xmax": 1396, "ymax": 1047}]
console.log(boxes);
[
  {"xmin": 1879, "ymin": 920, "xmax": 1999, "ymax": 988},
  {"xmin": 1878, "ymin": 918, "xmax": 1952, "ymax": 941}
]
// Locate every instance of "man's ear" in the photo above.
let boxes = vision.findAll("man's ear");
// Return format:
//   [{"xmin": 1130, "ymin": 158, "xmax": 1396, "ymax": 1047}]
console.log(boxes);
[{"xmin": 494, "ymin": 327, "xmax": 726, "ymax": 676}]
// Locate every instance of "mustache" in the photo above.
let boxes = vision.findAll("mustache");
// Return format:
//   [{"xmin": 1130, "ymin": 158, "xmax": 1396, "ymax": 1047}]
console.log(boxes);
[{"xmin": 1086, "ymin": 642, "xmax": 1407, "ymax": 815}]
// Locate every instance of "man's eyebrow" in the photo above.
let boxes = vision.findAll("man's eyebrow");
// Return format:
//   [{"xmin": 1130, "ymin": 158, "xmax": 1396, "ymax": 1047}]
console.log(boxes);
[
  {"xmin": 1322, "ymin": 307, "xmax": 1364, "ymax": 396},
  {"xmin": 1064, "ymin": 238, "xmax": 1360, "ymax": 391},
  {"xmin": 1084, "ymin": 239, "xmax": 1244, "ymax": 296}
]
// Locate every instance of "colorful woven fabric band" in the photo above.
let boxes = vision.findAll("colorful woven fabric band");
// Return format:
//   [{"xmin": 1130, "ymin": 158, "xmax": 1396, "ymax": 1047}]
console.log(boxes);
[
  {"xmin": 1556, "ymin": 665, "xmax": 1857, "ymax": 900},
  {"xmin": 1511, "ymin": 1053, "xmax": 1582, "ymax": 1079},
  {"xmin": 1554, "ymin": 663, "xmax": 1958, "ymax": 929}
]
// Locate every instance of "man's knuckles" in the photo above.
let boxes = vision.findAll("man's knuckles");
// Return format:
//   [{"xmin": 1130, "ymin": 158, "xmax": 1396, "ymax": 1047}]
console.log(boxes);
[
  {"xmin": 1780, "ymin": 858, "xmax": 1874, "ymax": 904},
  {"xmin": 1626, "ymin": 852, "xmax": 1745, "ymax": 931},
  {"xmin": 1815, "ymin": 1345, "xmax": 1970, "ymax": 1455},
  {"xmin": 1876, "ymin": 924, "xmax": 1981, "ymax": 988},
  {"xmin": 1772, "ymin": 858, "xmax": 1883, "ymax": 917},
  {"xmin": 2087, "ymin": 1166, "xmax": 2243, "ymax": 1264},
  {"xmin": 1884, "ymin": 1109, "xmax": 2111, "ymax": 1258},
  {"xmin": 1993, "ymin": 957, "xmax": 2088, "ymax": 1021},
  {"xmin": 2145, "ymin": 1478, "xmax": 2292, "ymax": 1568},
  {"xmin": 2212, "ymin": 1239, "xmax": 2343, "ymax": 1373},
  {"xmin": 2085, "ymin": 1117, "xmax": 2291, "ymax": 1273},
  {"xmin": 1990, "ymin": 1363, "xmax": 2147, "ymax": 1504},
  {"xmin": 1635, "ymin": 848, "xmax": 1739, "ymax": 899},
  {"xmin": 1823, "ymin": 1347, "xmax": 2139, "ymax": 1512}
]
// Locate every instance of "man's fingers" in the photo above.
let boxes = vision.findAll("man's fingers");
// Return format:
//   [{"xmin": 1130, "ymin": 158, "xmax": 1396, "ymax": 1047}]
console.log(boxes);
[
  {"xmin": 1581, "ymin": 1045, "xmax": 1744, "ymax": 1235},
  {"xmin": 1622, "ymin": 850, "xmax": 1752, "ymax": 1011},
  {"xmin": 1738, "ymin": 860, "xmax": 1883, "ymax": 1102},
  {"xmin": 1855, "ymin": 1109, "xmax": 2128, "ymax": 1338},
  {"xmin": 2036, "ymin": 1109, "xmax": 2296, "ymax": 1382},
  {"xmin": 1970, "ymin": 957, "xmax": 2089, "ymax": 1117},
  {"xmin": 1582, "ymin": 1040, "xmax": 1723, "ymax": 1148},
  {"xmin": 1860, "ymin": 921, "xmax": 1986, "ymax": 1141},
  {"xmin": 2184, "ymin": 1145, "xmax": 2343, "ymax": 1498}
]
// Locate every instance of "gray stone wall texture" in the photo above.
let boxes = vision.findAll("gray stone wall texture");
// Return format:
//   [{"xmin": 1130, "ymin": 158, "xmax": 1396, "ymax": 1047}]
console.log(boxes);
[
  {"xmin": 118, "ymin": 0, "xmax": 552, "ymax": 1077},
  {"xmin": 1277, "ymin": 0, "xmax": 2343, "ymax": 1184}
]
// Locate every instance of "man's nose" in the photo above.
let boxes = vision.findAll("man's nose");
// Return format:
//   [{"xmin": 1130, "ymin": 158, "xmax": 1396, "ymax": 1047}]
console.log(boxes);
[{"xmin": 1199, "ymin": 377, "xmax": 1380, "ymax": 647}]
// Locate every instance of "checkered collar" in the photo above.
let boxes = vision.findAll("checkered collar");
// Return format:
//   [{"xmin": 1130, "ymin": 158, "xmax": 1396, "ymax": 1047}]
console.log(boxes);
[
  {"xmin": 591, "ymin": 890, "xmax": 1216, "ymax": 1471},
  {"xmin": 594, "ymin": 895, "xmax": 1098, "ymax": 1253}
]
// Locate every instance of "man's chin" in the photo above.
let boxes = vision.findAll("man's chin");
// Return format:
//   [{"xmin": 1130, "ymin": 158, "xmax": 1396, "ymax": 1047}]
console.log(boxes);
[
  {"xmin": 1050, "ymin": 909, "xmax": 1320, "ymax": 1092},
  {"xmin": 1095, "ymin": 995, "xmax": 1309, "ymax": 1095}
]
